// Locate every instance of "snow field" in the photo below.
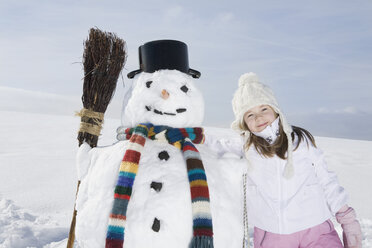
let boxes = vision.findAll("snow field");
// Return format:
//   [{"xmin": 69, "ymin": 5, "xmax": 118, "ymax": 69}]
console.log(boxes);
[{"xmin": 0, "ymin": 111, "xmax": 371, "ymax": 247}]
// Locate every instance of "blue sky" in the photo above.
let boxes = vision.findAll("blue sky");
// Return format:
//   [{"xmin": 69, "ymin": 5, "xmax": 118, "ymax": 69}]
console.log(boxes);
[{"xmin": 1, "ymin": 0, "xmax": 372, "ymax": 140}]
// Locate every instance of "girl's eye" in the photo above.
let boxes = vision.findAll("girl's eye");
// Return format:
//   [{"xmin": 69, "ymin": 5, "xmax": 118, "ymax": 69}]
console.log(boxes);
[
  {"xmin": 146, "ymin": 81, "xmax": 153, "ymax": 88},
  {"xmin": 262, "ymin": 108, "xmax": 267, "ymax": 111},
  {"xmin": 180, "ymin": 85, "xmax": 188, "ymax": 93},
  {"xmin": 247, "ymin": 114, "xmax": 254, "ymax": 119}
]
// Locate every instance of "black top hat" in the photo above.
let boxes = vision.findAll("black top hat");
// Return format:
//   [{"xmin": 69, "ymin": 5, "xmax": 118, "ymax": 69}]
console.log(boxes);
[{"xmin": 127, "ymin": 40, "xmax": 201, "ymax": 79}]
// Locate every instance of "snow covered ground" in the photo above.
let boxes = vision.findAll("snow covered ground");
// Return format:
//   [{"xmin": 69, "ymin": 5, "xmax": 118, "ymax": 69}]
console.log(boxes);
[{"xmin": 0, "ymin": 110, "xmax": 371, "ymax": 247}]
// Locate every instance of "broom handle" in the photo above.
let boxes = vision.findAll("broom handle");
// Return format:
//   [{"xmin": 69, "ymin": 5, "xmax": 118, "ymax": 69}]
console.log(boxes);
[
  {"xmin": 66, "ymin": 27, "xmax": 126, "ymax": 247},
  {"xmin": 67, "ymin": 111, "xmax": 103, "ymax": 247},
  {"xmin": 67, "ymin": 180, "xmax": 81, "ymax": 248}
]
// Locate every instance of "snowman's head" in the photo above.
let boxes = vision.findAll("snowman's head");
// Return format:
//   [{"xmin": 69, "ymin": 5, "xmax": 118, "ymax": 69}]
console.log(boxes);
[{"xmin": 122, "ymin": 69, "xmax": 204, "ymax": 127}]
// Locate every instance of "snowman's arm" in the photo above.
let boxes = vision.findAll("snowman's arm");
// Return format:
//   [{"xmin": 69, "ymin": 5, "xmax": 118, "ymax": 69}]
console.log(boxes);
[
  {"xmin": 76, "ymin": 142, "xmax": 92, "ymax": 180},
  {"xmin": 204, "ymin": 134, "xmax": 244, "ymax": 157}
]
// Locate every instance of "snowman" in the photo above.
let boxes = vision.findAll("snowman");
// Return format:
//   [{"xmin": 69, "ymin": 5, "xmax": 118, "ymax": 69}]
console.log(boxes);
[{"xmin": 75, "ymin": 40, "xmax": 247, "ymax": 248}]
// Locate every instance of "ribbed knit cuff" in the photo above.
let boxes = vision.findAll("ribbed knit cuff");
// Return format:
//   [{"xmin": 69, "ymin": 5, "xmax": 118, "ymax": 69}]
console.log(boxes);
[{"xmin": 336, "ymin": 207, "xmax": 356, "ymax": 224}]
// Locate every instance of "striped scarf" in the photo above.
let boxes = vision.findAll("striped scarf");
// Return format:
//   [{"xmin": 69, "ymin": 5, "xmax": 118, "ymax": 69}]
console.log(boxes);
[{"xmin": 106, "ymin": 123, "xmax": 214, "ymax": 248}]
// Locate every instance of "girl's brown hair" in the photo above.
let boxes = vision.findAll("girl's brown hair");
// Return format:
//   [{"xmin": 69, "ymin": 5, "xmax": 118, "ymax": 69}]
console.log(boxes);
[{"xmin": 244, "ymin": 119, "xmax": 316, "ymax": 159}]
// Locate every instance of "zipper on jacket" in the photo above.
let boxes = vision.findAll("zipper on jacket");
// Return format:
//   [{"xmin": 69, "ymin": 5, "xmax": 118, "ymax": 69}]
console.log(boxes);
[
  {"xmin": 277, "ymin": 157, "xmax": 282, "ymax": 233},
  {"xmin": 260, "ymin": 231, "xmax": 267, "ymax": 246}
]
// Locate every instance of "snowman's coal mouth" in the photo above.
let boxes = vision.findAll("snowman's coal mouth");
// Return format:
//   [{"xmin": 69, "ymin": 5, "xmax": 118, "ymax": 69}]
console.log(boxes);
[{"xmin": 145, "ymin": 106, "xmax": 187, "ymax": 116}]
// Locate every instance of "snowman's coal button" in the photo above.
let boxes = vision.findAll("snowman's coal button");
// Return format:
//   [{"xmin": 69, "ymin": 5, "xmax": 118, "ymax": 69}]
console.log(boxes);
[
  {"xmin": 150, "ymin": 182, "xmax": 163, "ymax": 192},
  {"xmin": 158, "ymin": 151, "xmax": 170, "ymax": 161},
  {"xmin": 152, "ymin": 218, "xmax": 161, "ymax": 232}
]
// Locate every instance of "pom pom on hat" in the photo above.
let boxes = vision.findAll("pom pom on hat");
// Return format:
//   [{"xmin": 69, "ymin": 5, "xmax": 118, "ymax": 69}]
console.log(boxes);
[
  {"xmin": 231, "ymin": 72, "xmax": 294, "ymax": 179},
  {"xmin": 238, "ymin": 72, "xmax": 260, "ymax": 87}
]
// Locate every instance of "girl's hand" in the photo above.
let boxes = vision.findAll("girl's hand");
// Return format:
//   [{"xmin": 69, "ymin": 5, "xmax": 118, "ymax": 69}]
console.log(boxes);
[{"xmin": 336, "ymin": 205, "xmax": 362, "ymax": 248}]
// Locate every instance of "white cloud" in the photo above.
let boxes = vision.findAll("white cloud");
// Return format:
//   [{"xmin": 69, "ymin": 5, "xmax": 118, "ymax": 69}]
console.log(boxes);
[
  {"xmin": 163, "ymin": 5, "xmax": 184, "ymax": 20},
  {"xmin": 317, "ymin": 107, "xmax": 330, "ymax": 114},
  {"xmin": 217, "ymin": 12, "xmax": 234, "ymax": 23},
  {"xmin": 339, "ymin": 106, "xmax": 358, "ymax": 114},
  {"xmin": 317, "ymin": 106, "xmax": 361, "ymax": 115}
]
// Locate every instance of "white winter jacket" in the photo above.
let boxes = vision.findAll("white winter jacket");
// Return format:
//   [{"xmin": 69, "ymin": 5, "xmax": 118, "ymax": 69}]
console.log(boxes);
[{"xmin": 205, "ymin": 134, "xmax": 348, "ymax": 234}]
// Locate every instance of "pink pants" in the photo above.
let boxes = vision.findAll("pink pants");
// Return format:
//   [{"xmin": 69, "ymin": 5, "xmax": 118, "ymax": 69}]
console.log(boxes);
[{"xmin": 254, "ymin": 220, "xmax": 343, "ymax": 248}]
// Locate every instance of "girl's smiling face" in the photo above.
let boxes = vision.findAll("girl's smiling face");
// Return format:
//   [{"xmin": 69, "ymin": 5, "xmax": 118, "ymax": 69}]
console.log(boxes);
[{"xmin": 244, "ymin": 105, "xmax": 278, "ymax": 132}]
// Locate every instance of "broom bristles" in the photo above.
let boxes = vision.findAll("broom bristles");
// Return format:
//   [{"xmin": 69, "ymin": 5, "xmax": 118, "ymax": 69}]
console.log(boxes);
[{"xmin": 78, "ymin": 28, "xmax": 126, "ymax": 147}]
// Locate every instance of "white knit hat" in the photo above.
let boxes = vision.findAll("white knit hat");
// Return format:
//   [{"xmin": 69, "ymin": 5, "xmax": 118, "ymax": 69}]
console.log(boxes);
[{"xmin": 231, "ymin": 72, "xmax": 294, "ymax": 179}]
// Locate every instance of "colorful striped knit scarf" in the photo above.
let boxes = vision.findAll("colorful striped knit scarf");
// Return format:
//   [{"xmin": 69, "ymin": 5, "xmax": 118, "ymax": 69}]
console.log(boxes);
[{"xmin": 106, "ymin": 123, "xmax": 214, "ymax": 248}]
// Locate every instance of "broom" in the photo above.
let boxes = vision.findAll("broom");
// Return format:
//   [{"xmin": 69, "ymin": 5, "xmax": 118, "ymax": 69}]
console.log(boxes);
[{"xmin": 67, "ymin": 27, "xmax": 126, "ymax": 248}]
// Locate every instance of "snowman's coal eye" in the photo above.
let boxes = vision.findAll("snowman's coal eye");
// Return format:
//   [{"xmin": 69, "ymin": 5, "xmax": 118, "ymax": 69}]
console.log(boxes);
[
  {"xmin": 146, "ymin": 81, "xmax": 153, "ymax": 88},
  {"xmin": 180, "ymin": 85, "xmax": 188, "ymax": 93}
]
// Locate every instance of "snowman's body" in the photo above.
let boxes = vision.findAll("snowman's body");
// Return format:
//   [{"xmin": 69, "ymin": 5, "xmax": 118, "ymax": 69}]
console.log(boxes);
[{"xmin": 75, "ymin": 69, "xmax": 247, "ymax": 247}]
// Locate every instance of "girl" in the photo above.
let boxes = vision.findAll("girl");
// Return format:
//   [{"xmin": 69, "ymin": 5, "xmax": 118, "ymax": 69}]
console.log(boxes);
[{"xmin": 206, "ymin": 72, "xmax": 362, "ymax": 248}]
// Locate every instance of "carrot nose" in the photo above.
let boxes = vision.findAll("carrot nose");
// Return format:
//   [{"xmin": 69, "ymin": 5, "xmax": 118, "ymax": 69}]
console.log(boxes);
[{"xmin": 161, "ymin": 89, "xmax": 169, "ymax": 100}]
